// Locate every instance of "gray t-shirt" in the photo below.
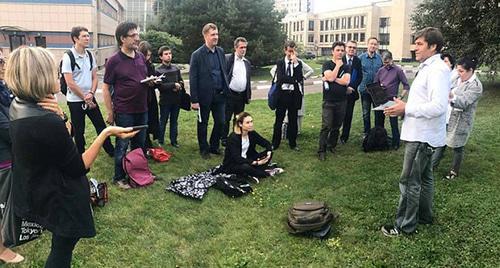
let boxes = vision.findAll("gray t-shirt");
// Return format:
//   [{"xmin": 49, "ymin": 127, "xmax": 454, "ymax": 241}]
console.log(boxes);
[{"xmin": 61, "ymin": 47, "xmax": 96, "ymax": 102}]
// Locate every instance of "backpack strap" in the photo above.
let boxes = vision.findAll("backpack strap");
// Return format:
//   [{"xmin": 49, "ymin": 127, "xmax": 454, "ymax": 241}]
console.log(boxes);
[
  {"xmin": 65, "ymin": 50, "xmax": 80, "ymax": 71},
  {"xmin": 86, "ymin": 50, "xmax": 93, "ymax": 71}
]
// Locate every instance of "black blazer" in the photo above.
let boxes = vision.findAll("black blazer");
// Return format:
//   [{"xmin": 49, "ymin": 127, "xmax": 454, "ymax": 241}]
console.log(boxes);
[
  {"xmin": 275, "ymin": 59, "xmax": 304, "ymax": 109},
  {"xmin": 222, "ymin": 131, "xmax": 272, "ymax": 171},
  {"xmin": 226, "ymin": 53, "xmax": 252, "ymax": 103},
  {"xmin": 343, "ymin": 55, "xmax": 363, "ymax": 100},
  {"xmin": 189, "ymin": 45, "xmax": 229, "ymax": 105}
]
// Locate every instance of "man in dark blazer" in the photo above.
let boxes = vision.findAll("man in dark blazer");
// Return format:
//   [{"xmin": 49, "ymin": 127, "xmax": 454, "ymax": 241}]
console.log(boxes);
[
  {"xmin": 189, "ymin": 23, "xmax": 229, "ymax": 159},
  {"xmin": 222, "ymin": 37, "xmax": 252, "ymax": 146},
  {"xmin": 272, "ymin": 40, "xmax": 304, "ymax": 151},
  {"xmin": 339, "ymin": 40, "xmax": 363, "ymax": 144}
]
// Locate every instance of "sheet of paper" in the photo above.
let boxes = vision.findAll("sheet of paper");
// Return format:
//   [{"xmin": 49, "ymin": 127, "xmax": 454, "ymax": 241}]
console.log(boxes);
[{"xmin": 372, "ymin": 100, "xmax": 395, "ymax": 111}]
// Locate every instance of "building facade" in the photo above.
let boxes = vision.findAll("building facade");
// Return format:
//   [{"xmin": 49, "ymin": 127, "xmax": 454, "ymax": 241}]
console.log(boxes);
[
  {"xmin": 125, "ymin": 0, "xmax": 156, "ymax": 32},
  {"xmin": 279, "ymin": 0, "xmax": 421, "ymax": 61},
  {"xmin": 0, "ymin": 0, "xmax": 126, "ymax": 67}
]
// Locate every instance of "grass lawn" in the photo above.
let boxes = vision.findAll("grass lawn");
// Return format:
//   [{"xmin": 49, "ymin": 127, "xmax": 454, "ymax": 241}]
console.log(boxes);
[{"xmin": 12, "ymin": 80, "xmax": 500, "ymax": 267}]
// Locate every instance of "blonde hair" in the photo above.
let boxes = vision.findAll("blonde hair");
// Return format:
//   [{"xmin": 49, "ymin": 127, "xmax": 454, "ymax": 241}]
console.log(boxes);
[
  {"xmin": 233, "ymin": 112, "xmax": 251, "ymax": 134},
  {"xmin": 202, "ymin": 23, "xmax": 217, "ymax": 36},
  {"xmin": 5, "ymin": 46, "xmax": 58, "ymax": 102}
]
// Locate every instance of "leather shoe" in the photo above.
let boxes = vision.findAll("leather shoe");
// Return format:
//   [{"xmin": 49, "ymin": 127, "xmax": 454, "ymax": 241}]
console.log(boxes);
[
  {"xmin": 318, "ymin": 152, "xmax": 326, "ymax": 161},
  {"xmin": 209, "ymin": 149, "xmax": 222, "ymax": 155},
  {"xmin": 290, "ymin": 146, "xmax": 300, "ymax": 151}
]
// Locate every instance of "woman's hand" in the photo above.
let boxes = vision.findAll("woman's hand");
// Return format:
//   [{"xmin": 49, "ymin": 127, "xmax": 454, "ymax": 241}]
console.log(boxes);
[
  {"xmin": 37, "ymin": 95, "xmax": 64, "ymax": 118},
  {"xmin": 104, "ymin": 126, "xmax": 139, "ymax": 139}
]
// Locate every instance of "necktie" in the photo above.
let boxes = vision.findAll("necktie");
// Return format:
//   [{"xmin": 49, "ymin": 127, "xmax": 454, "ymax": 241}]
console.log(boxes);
[
  {"xmin": 287, "ymin": 61, "xmax": 292, "ymax": 76},
  {"xmin": 348, "ymin": 58, "xmax": 352, "ymax": 66}
]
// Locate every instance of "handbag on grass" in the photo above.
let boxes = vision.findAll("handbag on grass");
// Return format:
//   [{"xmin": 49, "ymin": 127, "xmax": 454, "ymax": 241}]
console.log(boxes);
[{"xmin": 0, "ymin": 168, "xmax": 43, "ymax": 248}]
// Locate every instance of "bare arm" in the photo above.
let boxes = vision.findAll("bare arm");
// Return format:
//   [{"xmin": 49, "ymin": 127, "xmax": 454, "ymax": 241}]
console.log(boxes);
[
  {"xmin": 63, "ymin": 73, "xmax": 86, "ymax": 100},
  {"xmin": 102, "ymin": 83, "xmax": 114, "ymax": 124}
]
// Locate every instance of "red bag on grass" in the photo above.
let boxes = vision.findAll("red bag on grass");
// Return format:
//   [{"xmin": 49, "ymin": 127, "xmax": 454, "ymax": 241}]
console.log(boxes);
[
  {"xmin": 123, "ymin": 148, "xmax": 154, "ymax": 187},
  {"xmin": 148, "ymin": 148, "xmax": 172, "ymax": 162}
]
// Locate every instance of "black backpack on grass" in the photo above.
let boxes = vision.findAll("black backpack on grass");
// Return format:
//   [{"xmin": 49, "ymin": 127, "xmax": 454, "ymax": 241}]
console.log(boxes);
[
  {"xmin": 58, "ymin": 49, "xmax": 93, "ymax": 95},
  {"xmin": 362, "ymin": 126, "xmax": 390, "ymax": 152},
  {"xmin": 287, "ymin": 201, "xmax": 336, "ymax": 238},
  {"xmin": 214, "ymin": 175, "xmax": 252, "ymax": 198}
]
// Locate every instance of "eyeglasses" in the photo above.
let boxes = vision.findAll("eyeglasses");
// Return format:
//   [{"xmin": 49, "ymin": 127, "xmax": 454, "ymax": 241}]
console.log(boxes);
[
  {"xmin": 126, "ymin": 33, "xmax": 139, "ymax": 38},
  {"xmin": 346, "ymin": 46, "xmax": 357, "ymax": 49}
]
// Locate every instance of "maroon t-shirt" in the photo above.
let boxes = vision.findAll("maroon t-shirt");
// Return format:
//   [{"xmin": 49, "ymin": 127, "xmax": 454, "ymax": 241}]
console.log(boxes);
[{"xmin": 104, "ymin": 51, "xmax": 148, "ymax": 113}]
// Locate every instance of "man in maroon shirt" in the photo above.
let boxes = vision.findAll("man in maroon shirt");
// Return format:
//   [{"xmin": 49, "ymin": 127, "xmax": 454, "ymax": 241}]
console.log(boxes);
[{"xmin": 102, "ymin": 22, "xmax": 149, "ymax": 189}]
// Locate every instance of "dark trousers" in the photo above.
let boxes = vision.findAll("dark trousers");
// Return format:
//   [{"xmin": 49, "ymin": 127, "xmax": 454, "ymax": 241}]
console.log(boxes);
[
  {"xmin": 318, "ymin": 100, "xmax": 347, "ymax": 152},
  {"xmin": 198, "ymin": 92, "xmax": 225, "ymax": 153},
  {"xmin": 159, "ymin": 103, "xmax": 180, "ymax": 145},
  {"xmin": 272, "ymin": 91, "xmax": 298, "ymax": 148},
  {"xmin": 225, "ymin": 151, "xmax": 271, "ymax": 178},
  {"xmin": 223, "ymin": 90, "xmax": 246, "ymax": 142},
  {"xmin": 45, "ymin": 234, "xmax": 79, "ymax": 268},
  {"xmin": 340, "ymin": 95, "xmax": 357, "ymax": 142},
  {"xmin": 67, "ymin": 100, "xmax": 114, "ymax": 155},
  {"xmin": 113, "ymin": 112, "xmax": 147, "ymax": 182},
  {"xmin": 431, "ymin": 146, "xmax": 465, "ymax": 174},
  {"xmin": 145, "ymin": 88, "xmax": 160, "ymax": 148},
  {"xmin": 360, "ymin": 92, "xmax": 374, "ymax": 134},
  {"xmin": 374, "ymin": 110, "xmax": 400, "ymax": 147}
]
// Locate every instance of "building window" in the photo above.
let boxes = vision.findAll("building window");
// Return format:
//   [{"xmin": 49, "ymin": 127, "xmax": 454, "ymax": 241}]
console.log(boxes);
[
  {"xmin": 341, "ymin": 18, "xmax": 346, "ymax": 29},
  {"xmin": 336, "ymin": 18, "xmax": 340, "ymax": 30},
  {"xmin": 354, "ymin": 16, "xmax": 359, "ymax": 28},
  {"xmin": 325, "ymin": 20, "xmax": 329, "ymax": 31},
  {"xmin": 320, "ymin": 21, "xmax": 324, "ymax": 31},
  {"xmin": 354, "ymin": 33, "xmax": 359, "ymax": 41},
  {"xmin": 341, "ymin": 33, "xmax": 346, "ymax": 41},
  {"xmin": 330, "ymin": 34, "xmax": 334, "ymax": 42},
  {"xmin": 360, "ymin": 33, "xmax": 366, "ymax": 42},
  {"xmin": 361, "ymin": 16, "xmax": 366, "ymax": 28},
  {"xmin": 320, "ymin": 35, "xmax": 323, "ymax": 43},
  {"xmin": 380, "ymin": 17, "xmax": 391, "ymax": 29},
  {"xmin": 308, "ymin": 34, "xmax": 314, "ymax": 43},
  {"xmin": 9, "ymin": 35, "xmax": 25, "ymax": 51},
  {"xmin": 379, "ymin": 17, "xmax": 390, "ymax": 45},
  {"xmin": 300, "ymin": 35, "xmax": 303, "ymax": 42},
  {"xmin": 335, "ymin": 34, "xmax": 340, "ymax": 41},
  {"xmin": 379, "ymin": 33, "xmax": 390, "ymax": 45},
  {"xmin": 331, "ymin": 20, "xmax": 334, "ymax": 30},
  {"xmin": 35, "ymin": 36, "xmax": 46, "ymax": 48},
  {"xmin": 325, "ymin": 34, "xmax": 328, "ymax": 43},
  {"xmin": 301, "ymin": 21, "xmax": 304, "ymax": 31},
  {"xmin": 308, "ymin": 21, "xmax": 314, "ymax": 31},
  {"xmin": 347, "ymin": 33, "xmax": 352, "ymax": 41},
  {"xmin": 347, "ymin": 17, "xmax": 352, "ymax": 29}
]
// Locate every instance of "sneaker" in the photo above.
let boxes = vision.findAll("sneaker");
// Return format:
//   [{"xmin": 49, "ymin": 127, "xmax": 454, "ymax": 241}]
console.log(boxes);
[
  {"xmin": 250, "ymin": 176, "xmax": 260, "ymax": 183},
  {"xmin": 381, "ymin": 225, "xmax": 401, "ymax": 237},
  {"xmin": 171, "ymin": 143, "xmax": 180, "ymax": 148},
  {"xmin": 267, "ymin": 167, "xmax": 284, "ymax": 177},
  {"xmin": 113, "ymin": 180, "xmax": 131, "ymax": 190},
  {"xmin": 444, "ymin": 170, "xmax": 458, "ymax": 180}
]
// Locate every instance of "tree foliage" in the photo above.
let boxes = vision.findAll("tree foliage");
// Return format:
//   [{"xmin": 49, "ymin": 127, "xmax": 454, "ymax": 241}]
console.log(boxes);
[
  {"xmin": 150, "ymin": 0, "xmax": 287, "ymax": 66},
  {"xmin": 140, "ymin": 30, "xmax": 183, "ymax": 63},
  {"xmin": 411, "ymin": 0, "xmax": 500, "ymax": 73}
]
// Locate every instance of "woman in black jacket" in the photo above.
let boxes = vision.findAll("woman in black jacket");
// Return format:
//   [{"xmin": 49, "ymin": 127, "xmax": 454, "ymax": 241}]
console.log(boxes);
[
  {"xmin": 222, "ymin": 112, "xmax": 283, "ymax": 178},
  {"xmin": 139, "ymin": 41, "xmax": 160, "ymax": 148},
  {"xmin": 5, "ymin": 47, "xmax": 138, "ymax": 268}
]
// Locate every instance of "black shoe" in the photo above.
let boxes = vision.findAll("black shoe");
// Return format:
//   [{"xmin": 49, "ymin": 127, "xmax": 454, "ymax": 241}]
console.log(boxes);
[
  {"xmin": 209, "ymin": 148, "xmax": 222, "ymax": 155},
  {"xmin": 339, "ymin": 138, "xmax": 347, "ymax": 144},
  {"xmin": 381, "ymin": 225, "xmax": 401, "ymax": 237},
  {"xmin": 318, "ymin": 152, "xmax": 326, "ymax": 161},
  {"xmin": 201, "ymin": 151, "xmax": 210, "ymax": 159},
  {"xmin": 327, "ymin": 147, "xmax": 336, "ymax": 154},
  {"xmin": 171, "ymin": 143, "xmax": 180, "ymax": 148},
  {"xmin": 290, "ymin": 146, "xmax": 300, "ymax": 151},
  {"xmin": 272, "ymin": 144, "xmax": 279, "ymax": 150}
]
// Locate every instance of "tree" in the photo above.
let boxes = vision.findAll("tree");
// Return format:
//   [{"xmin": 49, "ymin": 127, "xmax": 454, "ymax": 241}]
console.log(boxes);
[
  {"xmin": 140, "ymin": 30, "xmax": 183, "ymax": 63},
  {"xmin": 411, "ymin": 0, "xmax": 500, "ymax": 73},
  {"xmin": 150, "ymin": 0, "xmax": 287, "ymax": 66}
]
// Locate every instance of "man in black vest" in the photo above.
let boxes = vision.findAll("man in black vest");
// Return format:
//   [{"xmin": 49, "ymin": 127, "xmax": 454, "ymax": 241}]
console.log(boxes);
[
  {"xmin": 339, "ymin": 40, "xmax": 363, "ymax": 144},
  {"xmin": 189, "ymin": 23, "xmax": 229, "ymax": 159},
  {"xmin": 222, "ymin": 37, "xmax": 252, "ymax": 146},
  {"xmin": 272, "ymin": 40, "xmax": 304, "ymax": 151}
]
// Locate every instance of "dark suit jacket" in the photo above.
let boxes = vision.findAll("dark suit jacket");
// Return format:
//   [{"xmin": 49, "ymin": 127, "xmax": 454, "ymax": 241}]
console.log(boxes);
[
  {"xmin": 275, "ymin": 58, "xmax": 304, "ymax": 109},
  {"xmin": 343, "ymin": 55, "xmax": 363, "ymax": 100},
  {"xmin": 189, "ymin": 45, "xmax": 229, "ymax": 105},
  {"xmin": 222, "ymin": 131, "xmax": 272, "ymax": 171},
  {"xmin": 226, "ymin": 53, "xmax": 252, "ymax": 103}
]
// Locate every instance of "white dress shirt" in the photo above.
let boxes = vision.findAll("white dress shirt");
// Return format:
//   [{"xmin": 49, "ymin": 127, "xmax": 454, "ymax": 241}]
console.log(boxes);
[
  {"xmin": 229, "ymin": 54, "xmax": 247, "ymax": 93},
  {"xmin": 282, "ymin": 56, "xmax": 298, "ymax": 91},
  {"xmin": 401, "ymin": 53, "xmax": 451, "ymax": 147}
]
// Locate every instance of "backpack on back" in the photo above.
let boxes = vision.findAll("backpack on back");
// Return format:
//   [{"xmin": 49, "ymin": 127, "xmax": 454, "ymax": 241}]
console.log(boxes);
[
  {"xmin": 59, "ymin": 49, "xmax": 93, "ymax": 95},
  {"xmin": 287, "ymin": 201, "xmax": 336, "ymax": 238},
  {"xmin": 122, "ymin": 148, "xmax": 154, "ymax": 188},
  {"xmin": 362, "ymin": 126, "xmax": 390, "ymax": 152}
]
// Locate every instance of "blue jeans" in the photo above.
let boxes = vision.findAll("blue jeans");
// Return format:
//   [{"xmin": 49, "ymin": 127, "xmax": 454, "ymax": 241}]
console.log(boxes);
[
  {"xmin": 395, "ymin": 142, "xmax": 435, "ymax": 233},
  {"xmin": 159, "ymin": 104, "xmax": 180, "ymax": 145},
  {"xmin": 360, "ymin": 92, "xmax": 373, "ymax": 134},
  {"xmin": 113, "ymin": 112, "xmax": 147, "ymax": 182},
  {"xmin": 198, "ymin": 93, "xmax": 225, "ymax": 153}
]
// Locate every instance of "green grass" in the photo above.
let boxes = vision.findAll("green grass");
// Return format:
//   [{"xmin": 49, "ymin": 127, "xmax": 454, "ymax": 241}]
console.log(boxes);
[{"xmin": 9, "ymin": 81, "xmax": 500, "ymax": 267}]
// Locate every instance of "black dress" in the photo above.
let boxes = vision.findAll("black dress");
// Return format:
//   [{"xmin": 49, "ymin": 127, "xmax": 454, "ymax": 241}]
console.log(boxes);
[
  {"xmin": 9, "ymin": 99, "xmax": 95, "ymax": 238},
  {"xmin": 146, "ymin": 61, "xmax": 160, "ymax": 145}
]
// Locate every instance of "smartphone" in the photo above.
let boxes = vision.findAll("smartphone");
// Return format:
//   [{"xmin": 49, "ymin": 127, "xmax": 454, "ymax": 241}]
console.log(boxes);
[{"xmin": 130, "ymin": 125, "xmax": 148, "ymax": 131}]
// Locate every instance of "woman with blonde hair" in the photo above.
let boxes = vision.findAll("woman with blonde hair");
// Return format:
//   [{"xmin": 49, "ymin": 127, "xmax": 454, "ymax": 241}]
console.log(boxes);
[
  {"xmin": 221, "ymin": 112, "xmax": 283, "ymax": 179},
  {"xmin": 5, "ymin": 46, "xmax": 138, "ymax": 267}
]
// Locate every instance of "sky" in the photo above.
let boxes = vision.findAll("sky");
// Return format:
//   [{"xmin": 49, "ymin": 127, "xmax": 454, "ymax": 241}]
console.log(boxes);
[{"xmin": 313, "ymin": 0, "xmax": 387, "ymax": 12}]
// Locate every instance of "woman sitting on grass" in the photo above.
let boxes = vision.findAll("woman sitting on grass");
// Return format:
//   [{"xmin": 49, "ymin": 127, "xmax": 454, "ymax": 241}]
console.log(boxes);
[
  {"xmin": 221, "ymin": 112, "xmax": 283, "ymax": 179},
  {"xmin": 432, "ymin": 56, "xmax": 483, "ymax": 180},
  {"xmin": 5, "ymin": 46, "xmax": 139, "ymax": 268}
]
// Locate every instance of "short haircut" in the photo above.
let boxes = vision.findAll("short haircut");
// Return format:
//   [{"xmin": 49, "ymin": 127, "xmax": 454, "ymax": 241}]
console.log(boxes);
[
  {"xmin": 233, "ymin": 37, "xmax": 247, "ymax": 48},
  {"xmin": 5, "ymin": 47, "xmax": 57, "ymax": 102},
  {"xmin": 158, "ymin": 46, "xmax": 171, "ymax": 56},
  {"xmin": 202, "ymin": 23, "xmax": 218, "ymax": 36},
  {"xmin": 414, "ymin": 27, "xmax": 444, "ymax": 53},
  {"xmin": 347, "ymin": 40, "xmax": 357, "ymax": 45},
  {"xmin": 284, "ymin": 40, "xmax": 296, "ymax": 49},
  {"xmin": 441, "ymin": 52, "xmax": 455, "ymax": 69},
  {"xmin": 382, "ymin": 51, "xmax": 393, "ymax": 61},
  {"xmin": 457, "ymin": 56, "xmax": 478, "ymax": 71},
  {"xmin": 331, "ymin": 41, "xmax": 345, "ymax": 50},
  {"xmin": 70, "ymin": 26, "xmax": 89, "ymax": 44},
  {"xmin": 138, "ymin": 41, "xmax": 152, "ymax": 56},
  {"xmin": 115, "ymin": 21, "xmax": 138, "ymax": 47},
  {"xmin": 367, "ymin": 37, "xmax": 378, "ymax": 43}
]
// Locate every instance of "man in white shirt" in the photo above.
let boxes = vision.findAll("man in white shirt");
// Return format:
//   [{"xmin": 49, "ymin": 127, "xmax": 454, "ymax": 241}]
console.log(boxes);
[
  {"xmin": 222, "ymin": 37, "xmax": 252, "ymax": 146},
  {"xmin": 381, "ymin": 27, "xmax": 450, "ymax": 236},
  {"xmin": 62, "ymin": 26, "xmax": 114, "ymax": 157}
]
